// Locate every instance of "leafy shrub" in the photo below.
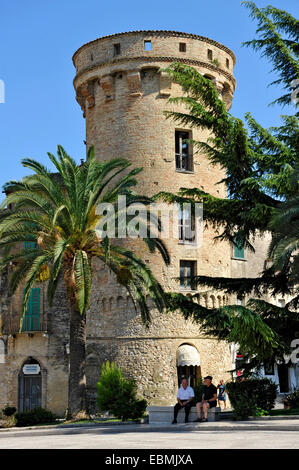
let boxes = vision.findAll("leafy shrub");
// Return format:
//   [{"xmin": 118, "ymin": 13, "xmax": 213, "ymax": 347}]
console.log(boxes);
[
  {"xmin": 1, "ymin": 416, "xmax": 16, "ymax": 428},
  {"xmin": 2, "ymin": 406, "xmax": 16, "ymax": 417},
  {"xmin": 97, "ymin": 361, "xmax": 147, "ymax": 421},
  {"xmin": 255, "ymin": 407, "xmax": 270, "ymax": 416},
  {"xmin": 285, "ymin": 389, "xmax": 299, "ymax": 408},
  {"xmin": 15, "ymin": 407, "xmax": 56, "ymax": 427},
  {"xmin": 193, "ymin": 379, "xmax": 205, "ymax": 405},
  {"xmin": 226, "ymin": 378, "xmax": 277, "ymax": 419},
  {"xmin": 231, "ymin": 395, "xmax": 258, "ymax": 420}
]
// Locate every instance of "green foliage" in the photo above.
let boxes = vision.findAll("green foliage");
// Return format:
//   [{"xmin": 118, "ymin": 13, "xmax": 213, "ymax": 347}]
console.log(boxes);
[
  {"xmin": 226, "ymin": 378, "xmax": 277, "ymax": 419},
  {"xmin": 285, "ymin": 389, "xmax": 299, "ymax": 408},
  {"xmin": 0, "ymin": 146, "xmax": 169, "ymax": 327},
  {"xmin": 242, "ymin": 2, "xmax": 299, "ymax": 108},
  {"xmin": 15, "ymin": 407, "xmax": 56, "ymax": 427},
  {"xmin": 157, "ymin": 3, "xmax": 299, "ymax": 370},
  {"xmin": 192, "ymin": 378, "xmax": 205, "ymax": 404},
  {"xmin": 2, "ymin": 406, "xmax": 16, "ymax": 417},
  {"xmin": 97, "ymin": 361, "xmax": 147, "ymax": 421},
  {"xmin": 255, "ymin": 407, "xmax": 270, "ymax": 416}
]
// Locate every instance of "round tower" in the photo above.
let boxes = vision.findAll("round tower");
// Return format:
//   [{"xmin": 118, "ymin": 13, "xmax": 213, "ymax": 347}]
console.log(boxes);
[{"xmin": 73, "ymin": 31, "xmax": 236, "ymax": 410}]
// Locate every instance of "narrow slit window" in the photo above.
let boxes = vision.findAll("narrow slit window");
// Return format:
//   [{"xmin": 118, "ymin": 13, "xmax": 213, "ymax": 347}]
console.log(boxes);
[
  {"xmin": 226, "ymin": 58, "xmax": 230, "ymax": 69},
  {"xmin": 207, "ymin": 49, "xmax": 213, "ymax": 60},
  {"xmin": 179, "ymin": 43, "xmax": 186, "ymax": 52},
  {"xmin": 113, "ymin": 43, "xmax": 121, "ymax": 56},
  {"xmin": 144, "ymin": 40, "xmax": 152, "ymax": 51}
]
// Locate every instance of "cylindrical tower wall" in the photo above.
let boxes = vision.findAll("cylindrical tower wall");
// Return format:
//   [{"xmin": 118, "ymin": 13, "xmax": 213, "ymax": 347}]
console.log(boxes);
[{"xmin": 73, "ymin": 31, "xmax": 236, "ymax": 410}]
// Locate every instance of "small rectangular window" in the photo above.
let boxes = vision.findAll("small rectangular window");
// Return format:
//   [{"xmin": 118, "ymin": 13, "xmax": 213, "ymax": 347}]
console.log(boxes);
[
  {"xmin": 178, "ymin": 205, "xmax": 196, "ymax": 244},
  {"xmin": 180, "ymin": 261, "xmax": 196, "ymax": 290},
  {"xmin": 113, "ymin": 44, "xmax": 121, "ymax": 56},
  {"xmin": 24, "ymin": 221, "xmax": 38, "ymax": 252},
  {"xmin": 226, "ymin": 58, "xmax": 230, "ymax": 69},
  {"xmin": 144, "ymin": 40, "xmax": 152, "ymax": 51},
  {"xmin": 233, "ymin": 235, "xmax": 245, "ymax": 259},
  {"xmin": 207, "ymin": 49, "xmax": 213, "ymax": 60},
  {"xmin": 277, "ymin": 299, "xmax": 285, "ymax": 308},
  {"xmin": 264, "ymin": 360, "xmax": 275, "ymax": 375},
  {"xmin": 179, "ymin": 43, "xmax": 186, "ymax": 52},
  {"xmin": 175, "ymin": 130, "xmax": 193, "ymax": 172}
]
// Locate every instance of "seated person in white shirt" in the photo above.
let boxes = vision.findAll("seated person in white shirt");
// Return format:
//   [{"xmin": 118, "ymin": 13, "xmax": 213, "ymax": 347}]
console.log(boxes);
[{"xmin": 172, "ymin": 378, "xmax": 195, "ymax": 424}]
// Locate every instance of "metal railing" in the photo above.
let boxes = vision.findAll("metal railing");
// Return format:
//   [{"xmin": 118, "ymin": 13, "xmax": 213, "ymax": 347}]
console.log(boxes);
[{"xmin": 1, "ymin": 310, "xmax": 48, "ymax": 335}]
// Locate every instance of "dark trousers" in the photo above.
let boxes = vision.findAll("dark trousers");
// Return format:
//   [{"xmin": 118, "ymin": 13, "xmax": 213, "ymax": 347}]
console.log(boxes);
[{"xmin": 174, "ymin": 402, "xmax": 192, "ymax": 421}]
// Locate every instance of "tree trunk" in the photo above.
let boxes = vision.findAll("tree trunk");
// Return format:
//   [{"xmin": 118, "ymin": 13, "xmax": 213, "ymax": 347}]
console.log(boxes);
[{"xmin": 66, "ymin": 301, "xmax": 89, "ymax": 420}]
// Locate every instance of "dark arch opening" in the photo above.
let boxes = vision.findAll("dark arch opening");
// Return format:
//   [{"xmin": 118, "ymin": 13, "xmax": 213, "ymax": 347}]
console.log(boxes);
[
  {"xmin": 18, "ymin": 357, "xmax": 42, "ymax": 412},
  {"xmin": 176, "ymin": 343, "xmax": 201, "ymax": 388}
]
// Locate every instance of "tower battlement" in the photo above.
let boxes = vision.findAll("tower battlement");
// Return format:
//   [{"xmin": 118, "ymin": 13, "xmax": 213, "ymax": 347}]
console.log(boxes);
[{"xmin": 73, "ymin": 30, "xmax": 236, "ymax": 115}]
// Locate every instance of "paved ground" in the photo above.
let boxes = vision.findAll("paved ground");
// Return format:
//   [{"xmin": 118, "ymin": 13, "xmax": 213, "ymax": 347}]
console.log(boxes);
[{"xmin": 1, "ymin": 420, "xmax": 299, "ymax": 449}]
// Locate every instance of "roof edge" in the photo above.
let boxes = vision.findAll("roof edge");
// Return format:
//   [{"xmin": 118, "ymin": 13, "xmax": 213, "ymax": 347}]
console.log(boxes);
[{"xmin": 72, "ymin": 30, "xmax": 236, "ymax": 65}]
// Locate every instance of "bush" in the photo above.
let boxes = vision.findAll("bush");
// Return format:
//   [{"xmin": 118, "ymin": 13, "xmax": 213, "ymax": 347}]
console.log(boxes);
[
  {"xmin": 255, "ymin": 408, "xmax": 270, "ymax": 416},
  {"xmin": 1, "ymin": 416, "xmax": 17, "ymax": 428},
  {"xmin": 2, "ymin": 406, "xmax": 16, "ymax": 417},
  {"xmin": 193, "ymin": 379, "xmax": 205, "ymax": 405},
  {"xmin": 226, "ymin": 378, "xmax": 277, "ymax": 419},
  {"xmin": 15, "ymin": 407, "xmax": 56, "ymax": 427},
  {"xmin": 285, "ymin": 389, "xmax": 299, "ymax": 408},
  {"xmin": 97, "ymin": 361, "xmax": 147, "ymax": 421}
]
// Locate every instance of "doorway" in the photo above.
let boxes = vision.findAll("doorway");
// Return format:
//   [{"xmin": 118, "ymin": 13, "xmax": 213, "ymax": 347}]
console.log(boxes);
[
  {"xmin": 277, "ymin": 364, "xmax": 289, "ymax": 393},
  {"xmin": 18, "ymin": 359, "xmax": 42, "ymax": 412}
]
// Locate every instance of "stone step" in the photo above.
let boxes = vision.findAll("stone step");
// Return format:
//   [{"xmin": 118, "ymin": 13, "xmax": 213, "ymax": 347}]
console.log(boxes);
[{"xmin": 147, "ymin": 406, "xmax": 221, "ymax": 424}]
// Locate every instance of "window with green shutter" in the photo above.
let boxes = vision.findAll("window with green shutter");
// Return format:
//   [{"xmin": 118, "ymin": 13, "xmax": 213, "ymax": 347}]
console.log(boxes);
[
  {"xmin": 24, "ymin": 222, "xmax": 38, "ymax": 252},
  {"xmin": 233, "ymin": 235, "xmax": 245, "ymax": 259},
  {"xmin": 22, "ymin": 288, "xmax": 41, "ymax": 331}
]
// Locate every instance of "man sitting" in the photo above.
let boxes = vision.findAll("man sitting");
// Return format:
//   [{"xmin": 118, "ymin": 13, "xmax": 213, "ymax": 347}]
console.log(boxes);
[
  {"xmin": 172, "ymin": 378, "xmax": 194, "ymax": 424},
  {"xmin": 193, "ymin": 375, "xmax": 217, "ymax": 422}
]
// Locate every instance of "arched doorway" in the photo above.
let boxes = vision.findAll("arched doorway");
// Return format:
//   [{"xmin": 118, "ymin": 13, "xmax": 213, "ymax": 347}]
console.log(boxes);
[
  {"xmin": 177, "ymin": 344, "xmax": 201, "ymax": 388},
  {"xmin": 18, "ymin": 358, "xmax": 42, "ymax": 412}
]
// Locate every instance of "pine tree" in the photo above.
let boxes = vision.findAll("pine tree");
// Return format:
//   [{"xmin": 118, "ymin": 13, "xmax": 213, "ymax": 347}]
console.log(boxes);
[{"xmin": 156, "ymin": 3, "xmax": 299, "ymax": 369}]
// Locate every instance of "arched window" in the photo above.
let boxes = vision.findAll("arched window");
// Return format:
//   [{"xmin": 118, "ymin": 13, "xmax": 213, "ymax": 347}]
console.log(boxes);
[
  {"xmin": 177, "ymin": 344, "xmax": 201, "ymax": 388},
  {"xmin": 18, "ymin": 358, "xmax": 42, "ymax": 412}
]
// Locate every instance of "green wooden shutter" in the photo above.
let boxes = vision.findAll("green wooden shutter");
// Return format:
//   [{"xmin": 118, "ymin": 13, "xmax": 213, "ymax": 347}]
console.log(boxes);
[
  {"xmin": 22, "ymin": 288, "xmax": 40, "ymax": 331},
  {"xmin": 24, "ymin": 222, "xmax": 38, "ymax": 252},
  {"xmin": 233, "ymin": 236, "xmax": 245, "ymax": 259}
]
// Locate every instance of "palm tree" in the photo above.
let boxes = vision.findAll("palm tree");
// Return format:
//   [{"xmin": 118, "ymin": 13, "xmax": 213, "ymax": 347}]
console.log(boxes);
[{"xmin": 0, "ymin": 146, "xmax": 169, "ymax": 419}]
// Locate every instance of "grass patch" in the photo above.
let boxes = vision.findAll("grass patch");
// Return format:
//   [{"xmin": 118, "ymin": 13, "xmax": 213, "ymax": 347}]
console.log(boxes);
[{"xmin": 269, "ymin": 408, "xmax": 299, "ymax": 416}]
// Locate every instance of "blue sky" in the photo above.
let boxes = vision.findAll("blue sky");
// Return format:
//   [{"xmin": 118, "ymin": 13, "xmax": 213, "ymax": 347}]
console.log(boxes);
[{"xmin": 0, "ymin": 0, "xmax": 298, "ymax": 200}]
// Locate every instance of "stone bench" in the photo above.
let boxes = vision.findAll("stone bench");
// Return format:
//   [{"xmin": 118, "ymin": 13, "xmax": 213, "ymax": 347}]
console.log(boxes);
[{"xmin": 147, "ymin": 406, "xmax": 221, "ymax": 424}]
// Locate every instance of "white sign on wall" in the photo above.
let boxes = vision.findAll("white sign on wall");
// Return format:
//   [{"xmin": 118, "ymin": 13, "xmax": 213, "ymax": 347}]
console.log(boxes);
[{"xmin": 22, "ymin": 364, "xmax": 40, "ymax": 375}]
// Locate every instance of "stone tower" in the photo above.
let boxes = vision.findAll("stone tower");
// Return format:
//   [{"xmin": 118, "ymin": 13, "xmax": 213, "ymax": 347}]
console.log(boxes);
[{"xmin": 73, "ymin": 31, "xmax": 236, "ymax": 410}]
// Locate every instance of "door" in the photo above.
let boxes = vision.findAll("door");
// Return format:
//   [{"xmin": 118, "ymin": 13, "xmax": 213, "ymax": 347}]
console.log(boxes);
[
  {"xmin": 277, "ymin": 364, "xmax": 289, "ymax": 393},
  {"xmin": 18, "ymin": 374, "xmax": 42, "ymax": 412}
]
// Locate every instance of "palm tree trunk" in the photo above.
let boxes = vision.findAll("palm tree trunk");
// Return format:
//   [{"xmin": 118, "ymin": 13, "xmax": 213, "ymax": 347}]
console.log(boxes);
[{"xmin": 67, "ymin": 301, "xmax": 89, "ymax": 420}]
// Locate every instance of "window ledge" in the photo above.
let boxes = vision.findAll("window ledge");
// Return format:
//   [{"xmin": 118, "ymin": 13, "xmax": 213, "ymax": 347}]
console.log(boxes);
[
  {"xmin": 178, "ymin": 241, "xmax": 197, "ymax": 246},
  {"xmin": 231, "ymin": 257, "xmax": 247, "ymax": 261},
  {"xmin": 179, "ymin": 288, "xmax": 198, "ymax": 293},
  {"xmin": 175, "ymin": 169, "xmax": 195, "ymax": 174}
]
